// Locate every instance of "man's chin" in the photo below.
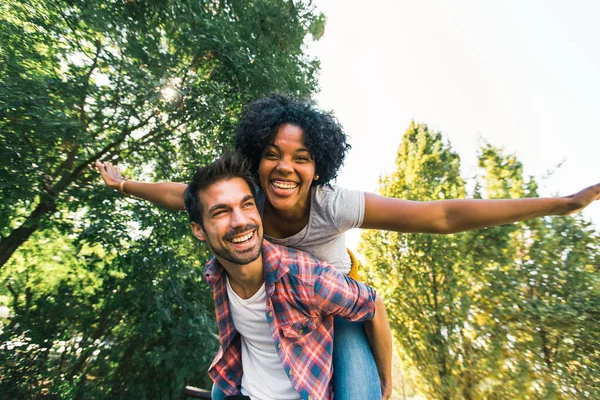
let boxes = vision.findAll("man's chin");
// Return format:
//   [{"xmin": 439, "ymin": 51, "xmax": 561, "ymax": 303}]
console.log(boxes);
[
  {"xmin": 234, "ymin": 253, "xmax": 261, "ymax": 265},
  {"xmin": 215, "ymin": 244, "xmax": 262, "ymax": 266}
]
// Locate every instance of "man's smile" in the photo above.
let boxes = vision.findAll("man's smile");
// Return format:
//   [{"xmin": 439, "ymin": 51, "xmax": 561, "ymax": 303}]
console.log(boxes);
[{"xmin": 228, "ymin": 229, "xmax": 255, "ymax": 244}]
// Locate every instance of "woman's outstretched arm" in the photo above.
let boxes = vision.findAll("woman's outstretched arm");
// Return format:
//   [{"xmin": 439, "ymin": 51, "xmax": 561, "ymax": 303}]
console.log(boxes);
[
  {"xmin": 361, "ymin": 182, "xmax": 600, "ymax": 233},
  {"xmin": 95, "ymin": 161, "xmax": 187, "ymax": 211}
]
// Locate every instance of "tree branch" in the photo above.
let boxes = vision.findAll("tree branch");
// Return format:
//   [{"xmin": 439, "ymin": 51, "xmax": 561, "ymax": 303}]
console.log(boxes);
[
  {"xmin": 79, "ymin": 39, "xmax": 103, "ymax": 130},
  {"xmin": 49, "ymin": 1, "xmax": 96, "ymax": 62}
]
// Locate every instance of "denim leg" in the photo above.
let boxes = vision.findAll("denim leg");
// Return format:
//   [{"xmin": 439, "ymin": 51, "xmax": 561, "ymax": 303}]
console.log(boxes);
[
  {"xmin": 333, "ymin": 316, "xmax": 381, "ymax": 399},
  {"xmin": 211, "ymin": 383, "xmax": 226, "ymax": 400}
]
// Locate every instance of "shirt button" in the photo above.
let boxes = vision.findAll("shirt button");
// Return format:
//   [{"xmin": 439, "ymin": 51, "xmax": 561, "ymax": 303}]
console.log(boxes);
[
  {"xmin": 298, "ymin": 329, "xmax": 303, "ymax": 334},
  {"xmin": 277, "ymin": 343, "xmax": 282, "ymax": 349},
  {"xmin": 308, "ymin": 396, "xmax": 313, "ymax": 400},
  {"xmin": 268, "ymin": 311, "xmax": 273, "ymax": 318},
  {"xmin": 288, "ymin": 369, "xmax": 293, "ymax": 376}
]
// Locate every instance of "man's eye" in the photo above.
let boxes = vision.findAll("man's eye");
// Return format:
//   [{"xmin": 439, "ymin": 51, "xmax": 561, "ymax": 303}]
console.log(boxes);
[{"xmin": 243, "ymin": 202, "xmax": 255, "ymax": 208}]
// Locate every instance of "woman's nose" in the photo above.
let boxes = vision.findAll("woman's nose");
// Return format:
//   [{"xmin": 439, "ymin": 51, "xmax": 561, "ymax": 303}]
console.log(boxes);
[{"xmin": 276, "ymin": 159, "xmax": 293, "ymax": 173}]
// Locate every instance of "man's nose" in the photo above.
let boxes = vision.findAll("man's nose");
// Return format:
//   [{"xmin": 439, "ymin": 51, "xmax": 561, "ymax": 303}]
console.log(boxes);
[{"xmin": 230, "ymin": 208, "xmax": 250, "ymax": 227}]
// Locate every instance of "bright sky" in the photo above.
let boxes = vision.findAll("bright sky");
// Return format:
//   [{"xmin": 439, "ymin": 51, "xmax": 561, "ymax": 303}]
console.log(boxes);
[{"xmin": 308, "ymin": 0, "xmax": 600, "ymax": 248}]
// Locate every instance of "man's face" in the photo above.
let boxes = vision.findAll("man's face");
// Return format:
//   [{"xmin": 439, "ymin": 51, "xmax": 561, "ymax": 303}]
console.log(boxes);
[{"xmin": 191, "ymin": 177, "xmax": 263, "ymax": 266}]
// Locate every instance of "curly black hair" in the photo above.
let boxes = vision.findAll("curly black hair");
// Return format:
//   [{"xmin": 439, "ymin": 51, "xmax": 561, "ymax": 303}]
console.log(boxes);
[{"xmin": 234, "ymin": 93, "xmax": 351, "ymax": 186}]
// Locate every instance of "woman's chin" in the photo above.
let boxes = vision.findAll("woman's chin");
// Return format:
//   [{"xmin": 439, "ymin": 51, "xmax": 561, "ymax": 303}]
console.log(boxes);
[
  {"xmin": 266, "ymin": 187, "xmax": 297, "ymax": 206},
  {"xmin": 268, "ymin": 197, "xmax": 297, "ymax": 212}
]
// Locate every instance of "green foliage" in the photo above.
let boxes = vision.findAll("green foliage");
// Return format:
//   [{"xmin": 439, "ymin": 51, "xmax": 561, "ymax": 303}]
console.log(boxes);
[
  {"xmin": 361, "ymin": 123, "xmax": 600, "ymax": 399},
  {"xmin": 0, "ymin": 0, "xmax": 321, "ymax": 397},
  {"xmin": 469, "ymin": 145, "xmax": 600, "ymax": 399},
  {"xmin": 361, "ymin": 122, "xmax": 470, "ymax": 399},
  {"xmin": 1, "ymin": 206, "xmax": 218, "ymax": 398},
  {"xmin": 0, "ymin": 0, "xmax": 320, "ymax": 265}
]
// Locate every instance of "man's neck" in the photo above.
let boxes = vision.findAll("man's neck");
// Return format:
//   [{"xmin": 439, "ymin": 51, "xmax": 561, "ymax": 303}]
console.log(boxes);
[{"xmin": 220, "ymin": 255, "xmax": 265, "ymax": 300}]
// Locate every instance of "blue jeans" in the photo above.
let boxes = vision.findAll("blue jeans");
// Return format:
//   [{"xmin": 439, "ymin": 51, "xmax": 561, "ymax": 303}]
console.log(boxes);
[
  {"xmin": 211, "ymin": 386, "xmax": 251, "ymax": 399},
  {"xmin": 211, "ymin": 384, "xmax": 226, "ymax": 400},
  {"xmin": 211, "ymin": 317, "xmax": 380, "ymax": 399},
  {"xmin": 333, "ymin": 316, "xmax": 381, "ymax": 399}
]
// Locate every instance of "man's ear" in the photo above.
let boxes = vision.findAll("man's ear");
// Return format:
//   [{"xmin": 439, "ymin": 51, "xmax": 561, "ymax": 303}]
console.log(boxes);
[{"xmin": 190, "ymin": 222, "xmax": 206, "ymax": 241}]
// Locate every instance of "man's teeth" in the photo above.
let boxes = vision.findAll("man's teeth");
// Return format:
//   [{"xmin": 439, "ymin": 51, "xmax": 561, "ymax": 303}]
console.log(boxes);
[
  {"xmin": 230, "ymin": 231, "xmax": 253, "ymax": 243},
  {"xmin": 272, "ymin": 181, "xmax": 298, "ymax": 189}
]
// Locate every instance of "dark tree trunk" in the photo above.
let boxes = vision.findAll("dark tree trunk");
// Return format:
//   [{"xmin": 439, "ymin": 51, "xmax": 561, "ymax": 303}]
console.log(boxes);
[{"xmin": 0, "ymin": 200, "xmax": 56, "ymax": 269}]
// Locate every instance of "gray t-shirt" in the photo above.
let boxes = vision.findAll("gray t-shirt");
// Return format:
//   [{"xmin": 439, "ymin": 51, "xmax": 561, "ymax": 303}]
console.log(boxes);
[{"xmin": 256, "ymin": 185, "xmax": 365, "ymax": 274}]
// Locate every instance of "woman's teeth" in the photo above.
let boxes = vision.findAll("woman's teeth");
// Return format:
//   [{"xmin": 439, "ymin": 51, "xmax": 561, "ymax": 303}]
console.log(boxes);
[
  {"xmin": 272, "ymin": 181, "xmax": 298, "ymax": 190},
  {"xmin": 230, "ymin": 231, "xmax": 254, "ymax": 243}
]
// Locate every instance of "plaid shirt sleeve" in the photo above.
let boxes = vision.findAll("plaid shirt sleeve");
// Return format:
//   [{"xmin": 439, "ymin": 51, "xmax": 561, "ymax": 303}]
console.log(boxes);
[{"xmin": 312, "ymin": 264, "xmax": 377, "ymax": 321}]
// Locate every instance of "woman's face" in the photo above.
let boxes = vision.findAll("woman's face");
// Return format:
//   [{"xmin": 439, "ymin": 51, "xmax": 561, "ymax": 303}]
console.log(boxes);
[{"xmin": 258, "ymin": 123, "xmax": 316, "ymax": 213}]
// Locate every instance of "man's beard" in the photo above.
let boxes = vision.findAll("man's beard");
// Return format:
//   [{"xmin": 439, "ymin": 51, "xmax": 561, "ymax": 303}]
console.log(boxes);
[{"xmin": 208, "ymin": 224, "xmax": 263, "ymax": 265}]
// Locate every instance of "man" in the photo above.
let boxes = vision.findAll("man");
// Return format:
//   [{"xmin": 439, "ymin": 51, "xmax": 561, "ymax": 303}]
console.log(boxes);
[{"xmin": 183, "ymin": 154, "xmax": 389, "ymax": 400}]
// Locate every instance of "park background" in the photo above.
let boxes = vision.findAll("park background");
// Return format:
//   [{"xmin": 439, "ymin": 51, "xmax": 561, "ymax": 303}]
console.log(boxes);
[{"xmin": 1, "ymin": 0, "xmax": 599, "ymax": 399}]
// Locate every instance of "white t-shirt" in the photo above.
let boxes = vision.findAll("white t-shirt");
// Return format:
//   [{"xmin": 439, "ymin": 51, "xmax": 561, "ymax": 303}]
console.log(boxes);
[
  {"xmin": 256, "ymin": 185, "xmax": 365, "ymax": 274},
  {"xmin": 225, "ymin": 277, "xmax": 301, "ymax": 400}
]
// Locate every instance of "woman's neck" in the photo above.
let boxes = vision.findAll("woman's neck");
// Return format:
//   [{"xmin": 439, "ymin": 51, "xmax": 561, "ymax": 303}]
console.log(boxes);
[{"xmin": 262, "ymin": 200, "xmax": 310, "ymax": 239}]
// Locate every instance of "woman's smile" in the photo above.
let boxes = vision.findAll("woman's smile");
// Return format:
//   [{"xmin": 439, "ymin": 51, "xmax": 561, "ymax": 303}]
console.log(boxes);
[{"xmin": 270, "ymin": 179, "xmax": 300, "ymax": 191}]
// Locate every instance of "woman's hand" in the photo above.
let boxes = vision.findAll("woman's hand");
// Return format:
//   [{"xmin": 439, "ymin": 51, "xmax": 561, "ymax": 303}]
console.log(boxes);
[
  {"xmin": 95, "ymin": 161, "xmax": 124, "ymax": 191},
  {"xmin": 561, "ymin": 182, "xmax": 600, "ymax": 215},
  {"xmin": 380, "ymin": 377, "xmax": 392, "ymax": 399}
]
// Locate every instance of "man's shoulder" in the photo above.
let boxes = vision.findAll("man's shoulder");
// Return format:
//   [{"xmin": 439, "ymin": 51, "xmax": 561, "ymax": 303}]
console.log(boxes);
[
  {"xmin": 203, "ymin": 256, "xmax": 223, "ymax": 287},
  {"xmin": 267, "ymin": 241, "xmax": 330, "ymax": 279}
]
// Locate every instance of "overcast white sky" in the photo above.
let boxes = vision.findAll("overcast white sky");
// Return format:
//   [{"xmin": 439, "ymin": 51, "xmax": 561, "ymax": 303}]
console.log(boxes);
[{"xmin": 307, "ymin": 0, "xmax": 600, "ymax": 248}]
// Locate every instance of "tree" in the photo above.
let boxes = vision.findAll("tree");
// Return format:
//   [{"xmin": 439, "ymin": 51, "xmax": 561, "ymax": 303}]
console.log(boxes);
[
  {"xmin": 0, "ymin": 0, "xmax": 323, "ymax": 397},
  {"xmin": 360, "ymin": 125, "xmax": 600, "ymax": 399},
  {"xmin": 0, "ymin": 0, "xmax": 322, "ymax": 269},
  {"xmin": 472, "ymin": 145, "xmax": 600, "ymax": 399},
  {"xmin": 0, "ymin": 205, "xmax": 219, "ymax": 398},
  {"xmin": 360, "ymin": 122, "xmax": 472, "ymax": 400}
]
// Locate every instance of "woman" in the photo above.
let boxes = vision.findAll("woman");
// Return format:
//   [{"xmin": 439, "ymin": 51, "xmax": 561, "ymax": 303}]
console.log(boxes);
[{"xmin": 97, "ymin": 94, "xmax": 600, "ymax": 399}]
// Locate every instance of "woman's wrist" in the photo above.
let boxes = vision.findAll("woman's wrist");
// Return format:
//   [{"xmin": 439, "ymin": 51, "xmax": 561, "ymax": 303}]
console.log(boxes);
[
  {"xmin": 556, "ymin": 196, "xmax": 574, "ymax": 215},
  {"xmin": 119, "ymin": 180, "xmax": 130, "ymax": 196}
]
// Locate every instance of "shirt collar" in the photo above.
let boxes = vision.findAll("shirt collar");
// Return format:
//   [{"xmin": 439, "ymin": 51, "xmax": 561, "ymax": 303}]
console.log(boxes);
[{"xmin": 203, "ymin": 239, "xmax": 288, "ymax": 287}]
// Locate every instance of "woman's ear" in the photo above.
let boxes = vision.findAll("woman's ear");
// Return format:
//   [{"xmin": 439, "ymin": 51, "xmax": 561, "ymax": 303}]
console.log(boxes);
[{"xmin": 190, "ymin": 222, "xmax": 206, "ymax": 241}]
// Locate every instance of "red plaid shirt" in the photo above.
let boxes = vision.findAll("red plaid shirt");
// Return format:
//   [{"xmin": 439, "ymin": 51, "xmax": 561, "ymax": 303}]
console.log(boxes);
[{"xmin": 205, "ymin": 240, "xmax": 377, "ymax": 400}]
